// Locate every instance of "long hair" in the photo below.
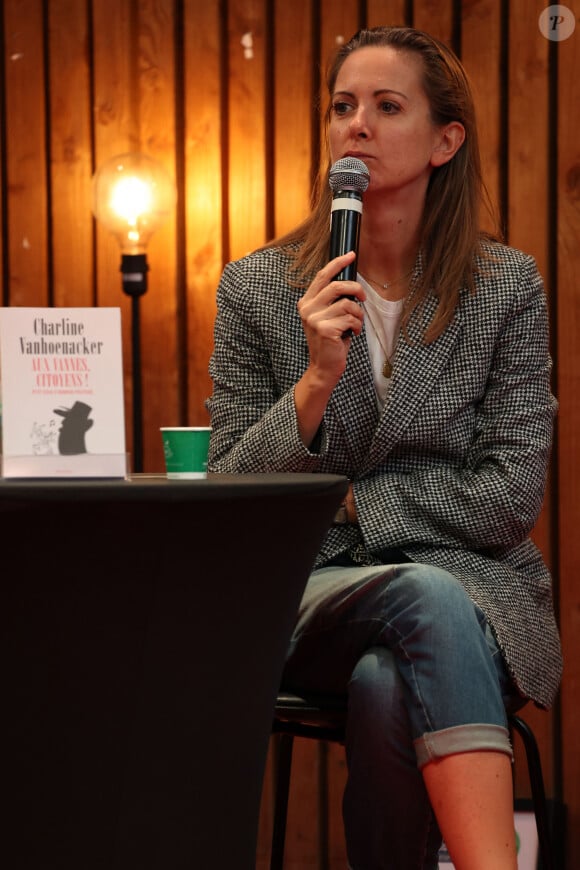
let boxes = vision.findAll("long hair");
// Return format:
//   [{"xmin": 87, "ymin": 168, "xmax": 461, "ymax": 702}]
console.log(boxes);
[{"xmin": 271, "ymin": 26, "xmax": 499, "ymax": 342}]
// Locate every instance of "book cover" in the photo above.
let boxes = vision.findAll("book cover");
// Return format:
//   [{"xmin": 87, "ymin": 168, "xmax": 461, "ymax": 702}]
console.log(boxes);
[{"xmin": 0, "ymin": 307, "xmax": 126, "ymax": 478}]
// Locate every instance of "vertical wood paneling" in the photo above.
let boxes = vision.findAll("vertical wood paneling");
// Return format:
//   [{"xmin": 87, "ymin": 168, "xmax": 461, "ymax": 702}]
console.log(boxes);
[
  {"xmin": 227, "ymin": 0, "xmax": 268, "ymax": 260},
  {"xmin": 47, "ymin": 0, "xmax": 94, "ymax": 307},
  {"xmin": 327, "ymin": 741, "xmax": 348, "ymax": 869},
  {"xmin": 557, "ymin": 6, "xmax": 580, "ymax": 867},
  {"xmin": 283, "ymin": 739, "xmax": 321, "ymax": 868},
  {"xmin": 273, "ymin": 0, "xmax": 313, "ymax": 237},
  {"xmin": 92, "ymin": 0, "xmax": 179, "ymax": 472},
  {"xmin": 3, "ymin": 0, "xmax": 49, "ymax": 305},
  {"xmin": 132, "ymin": 0, "xmax": 178, "ymax": 470},
  {"xmin": 506, "ymin": 0, "xmax": 555, "ymax": 797},
  {"xmin": 461, "ymin": 0, "xmax": 504, "ymax": 232},
  {"xmin": 1, "ymin": 1, "xmax": 579, "ymax": 865},
  {"xmin": 256, "ymin": 743, "xmax": 275, "ymax": 869},
  {"xmin": 413, "ymin": 0, "xmax": 454, "ymax": 44},
  {"xmin": 366, "ymin": 0, "xmax": 409, "ymax": 28},
  {"xmin": 183, "ymin": 0, "xmax": 223, "ymax": 425},
  {"xmin": 92, "ymin": 0, "xmax": 140, "ymax": 461},
  {"xmin": 507, "ymin": 0, "xmax": 550, "ymax": 275},
  {"xmin": 320, "ymin": 0, "xmax": 361, "ymax": 78}
]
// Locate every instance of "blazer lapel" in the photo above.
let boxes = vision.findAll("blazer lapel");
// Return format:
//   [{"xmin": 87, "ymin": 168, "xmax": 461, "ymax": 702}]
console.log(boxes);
[
  {"xmin": 322, "ymin": 292, "xmax": 462, "ymax": 475},
  {"xmin": 327, "ymin": 328, "xmax": 379, "ymax": 470},
  {"xmin": 362, "ymin": 294, "xmax": 463, "ymax": 470}
]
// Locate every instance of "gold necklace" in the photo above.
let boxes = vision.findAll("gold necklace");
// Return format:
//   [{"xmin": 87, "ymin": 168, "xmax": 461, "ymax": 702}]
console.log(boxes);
[
  {"xmin": 361, "ymin": 269, "xmax": 413, "ymax": 291},
  {"xmin": 362, "ymin": 302, "xmax": 396, "ymax": 378}
]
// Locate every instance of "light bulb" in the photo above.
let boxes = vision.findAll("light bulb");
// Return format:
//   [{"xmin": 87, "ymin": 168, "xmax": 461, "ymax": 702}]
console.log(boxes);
[{"xmin": 92, "ymin": 152, "xmax": 175, "ymax": 254}]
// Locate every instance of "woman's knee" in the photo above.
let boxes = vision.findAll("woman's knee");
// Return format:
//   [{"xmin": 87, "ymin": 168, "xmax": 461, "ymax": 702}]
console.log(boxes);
[{"xmin": 388, "ymin": 563, "xmax": 480, "ymax": 631}]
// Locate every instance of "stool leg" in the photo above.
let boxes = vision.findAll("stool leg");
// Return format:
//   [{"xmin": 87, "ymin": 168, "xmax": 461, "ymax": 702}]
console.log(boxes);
[
  {"xmin": 510, "ymin": 715, "xmax": 554, "ymax": 870},
  {"xmin": 270, "ymin": 734, "xmax": 294, "ymax": 870}
]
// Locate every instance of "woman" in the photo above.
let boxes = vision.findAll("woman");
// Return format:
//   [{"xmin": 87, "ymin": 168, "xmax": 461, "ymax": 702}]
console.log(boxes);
[{"xmin": 206, "ymin": 26, "xmax": 562, "ymax": 870}]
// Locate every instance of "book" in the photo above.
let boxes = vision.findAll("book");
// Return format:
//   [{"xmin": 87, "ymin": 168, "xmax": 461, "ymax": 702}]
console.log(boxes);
[{"xmin": 0, "ymin": 307, "xmax": 127, "ymax": 478}]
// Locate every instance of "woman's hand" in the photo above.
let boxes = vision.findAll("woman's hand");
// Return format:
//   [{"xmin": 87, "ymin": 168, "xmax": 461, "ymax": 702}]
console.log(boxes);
[
  {"xmin": 297, "ymin": 251, "xmax": 366, "ymax": 384},
  {"xmin": 294, "ymin": 251, "xmax": 365, "ymax": 448}
]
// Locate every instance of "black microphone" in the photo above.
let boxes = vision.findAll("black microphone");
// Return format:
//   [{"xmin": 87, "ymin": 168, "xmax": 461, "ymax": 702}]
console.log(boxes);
[{"xmin": 328, "ymin": 156, "xmax": 370, "ymax": 281}]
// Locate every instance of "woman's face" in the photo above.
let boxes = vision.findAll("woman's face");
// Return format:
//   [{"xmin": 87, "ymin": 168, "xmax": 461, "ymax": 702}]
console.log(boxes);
[{"xmin": 328, "ymin": 45, "xmax": 459, "ymax": 201}]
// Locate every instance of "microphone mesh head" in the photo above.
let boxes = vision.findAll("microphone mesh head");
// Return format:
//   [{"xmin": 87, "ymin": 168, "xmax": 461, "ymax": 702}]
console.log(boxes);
[{"xmin": 328, "ymin": 157, "xmax": 370, "ymax": 193}]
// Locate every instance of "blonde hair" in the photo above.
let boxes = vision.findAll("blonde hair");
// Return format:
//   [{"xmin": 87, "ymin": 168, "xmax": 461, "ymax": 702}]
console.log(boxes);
[{"xmin": 271, "ymin": 26, "xmax": 499, "ymax": 342}]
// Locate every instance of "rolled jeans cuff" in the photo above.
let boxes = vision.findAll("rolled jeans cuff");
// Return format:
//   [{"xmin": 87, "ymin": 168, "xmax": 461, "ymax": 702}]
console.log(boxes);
[{"xmin": 414, "ymin": 723, "xmax": 513, "ymax": 769}]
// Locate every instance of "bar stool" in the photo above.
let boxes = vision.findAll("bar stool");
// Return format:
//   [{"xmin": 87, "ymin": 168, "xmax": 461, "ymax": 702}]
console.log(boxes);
[{"xmin": 271, "ymin": 691, "xmax": 555, "ymax": 870}]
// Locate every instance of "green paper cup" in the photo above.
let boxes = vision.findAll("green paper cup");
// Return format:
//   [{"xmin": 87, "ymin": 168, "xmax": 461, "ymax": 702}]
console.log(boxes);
[{"xmin": 161, "ymin": 427, "xmax": 211, "ymax": 479}]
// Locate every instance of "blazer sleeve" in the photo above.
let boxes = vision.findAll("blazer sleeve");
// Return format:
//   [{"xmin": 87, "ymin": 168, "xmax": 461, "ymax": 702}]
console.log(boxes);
[
  {"xmin": 206, "ymin": 256, "xmax": 328, "ymax": 473},
  {"xmin": 356, "ymin": 253, "xmax": 557, "ymax": 556}
]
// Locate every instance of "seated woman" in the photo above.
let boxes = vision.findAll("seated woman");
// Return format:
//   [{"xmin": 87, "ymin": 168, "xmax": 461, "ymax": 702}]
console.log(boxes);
[{"xmin": 206, "ymin": 25, "xmax": 562, "ymax": 870}]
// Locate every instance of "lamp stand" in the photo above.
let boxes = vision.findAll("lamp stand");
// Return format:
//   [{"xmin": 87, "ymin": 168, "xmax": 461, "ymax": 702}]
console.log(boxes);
[{"xmin": 120, "ymin": 253, "xmax": 149, "ymax": 473}]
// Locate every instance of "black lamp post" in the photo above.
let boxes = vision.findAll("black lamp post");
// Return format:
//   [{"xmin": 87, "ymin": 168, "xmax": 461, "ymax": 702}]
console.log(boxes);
[
  {"xmin": 92, "ymin": 153, "xmax": 175, "ymax": 472},
  {"xmin": 120, "ymin": 252, "xmax": 149, "ymax": 471}
]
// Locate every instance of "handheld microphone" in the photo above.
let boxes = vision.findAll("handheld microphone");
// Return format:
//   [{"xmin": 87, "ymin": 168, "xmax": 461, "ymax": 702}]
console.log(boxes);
[{"xmin": 328, "ymin": 156, "xmax": 370, "ymax": 281}]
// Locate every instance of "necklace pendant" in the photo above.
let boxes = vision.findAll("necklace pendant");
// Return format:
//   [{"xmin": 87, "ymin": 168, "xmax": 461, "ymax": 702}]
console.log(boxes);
[{"xmin": 382, "ymin": 358, "xmax": 393, "ymax": 378}]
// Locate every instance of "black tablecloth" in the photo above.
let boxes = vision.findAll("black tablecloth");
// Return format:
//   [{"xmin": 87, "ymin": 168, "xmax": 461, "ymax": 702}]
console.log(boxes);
[{"xmin": 1, "ymin": 472, "xmax": 348, "ymax": 869}]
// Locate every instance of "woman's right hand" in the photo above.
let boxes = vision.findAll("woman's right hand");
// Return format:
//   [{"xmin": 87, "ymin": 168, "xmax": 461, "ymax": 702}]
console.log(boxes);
[
  {"xmin": 294, "ymin": 251, "xmax": 366, "ymax": 448},
  {"xmin": 297, "ymin": 251, "xmax": 366, "ymax": 386}
]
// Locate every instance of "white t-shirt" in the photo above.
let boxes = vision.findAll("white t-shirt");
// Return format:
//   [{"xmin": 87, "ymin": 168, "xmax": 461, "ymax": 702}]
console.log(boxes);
[{"xmin": 358, "ymin": 274, "xmax": 404, "ymax": 408}]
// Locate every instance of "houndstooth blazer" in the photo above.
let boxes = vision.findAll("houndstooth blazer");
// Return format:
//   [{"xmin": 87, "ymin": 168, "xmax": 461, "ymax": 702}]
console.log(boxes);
[{"xmin": 206, "ymin": 240, "xmax": 562, "ymax": 709}]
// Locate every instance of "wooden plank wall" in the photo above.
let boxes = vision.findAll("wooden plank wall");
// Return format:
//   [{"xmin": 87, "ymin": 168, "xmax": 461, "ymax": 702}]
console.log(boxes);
[{"xmin": 1, "ymin": 0, "xmax": 578, "ymax": 866}]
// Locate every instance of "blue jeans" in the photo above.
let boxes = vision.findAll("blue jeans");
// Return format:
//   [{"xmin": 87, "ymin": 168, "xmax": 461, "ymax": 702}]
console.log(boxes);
[{"xmin": 282, "ymin": 562, "xmax": 524, "ymax": 870}]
